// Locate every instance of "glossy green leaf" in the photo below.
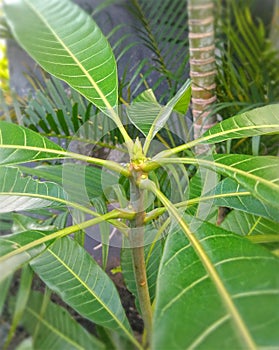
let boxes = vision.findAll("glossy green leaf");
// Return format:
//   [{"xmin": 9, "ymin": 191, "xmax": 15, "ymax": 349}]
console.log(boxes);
[
  {"xmin": 22, "ymin": 291, "xmax": 105, "ymax": 350},
  {"xmin": 221, "ymin": 210, "xmax": 279, "ymax": 237},
  {"xmin": 4, "ymin": 0, "xmax": 118, "ymax": 113},
  {"xmin": 0, "ymin": 230, "xmax": 54, "ymax": 282},
  {"xmin": 29, "ymin": 237, "xmax": 140, "ymax": 348},
  {"xmin": 153, "ymin": 223, "xmax": 279, "ymax": 349},
  {"xmin": 199, "ymin": 104, "xmax": 279, "ymax": 144},
  {"xmin": 0, "ymin": 166, "xmax": 66, "ymax": 213},
  {"xmin": 0, "ymin": 121, "xmax": 64, "ymax": 166},
  {"xmin": 11, "ymin": 213, "xmax": 57, "ymax": 233}
]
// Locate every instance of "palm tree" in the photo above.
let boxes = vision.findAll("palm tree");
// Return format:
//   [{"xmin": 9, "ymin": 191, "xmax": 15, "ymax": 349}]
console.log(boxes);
[{"xmin": 188, "ymin": 0, "xmax": 217, "ymax": 141}]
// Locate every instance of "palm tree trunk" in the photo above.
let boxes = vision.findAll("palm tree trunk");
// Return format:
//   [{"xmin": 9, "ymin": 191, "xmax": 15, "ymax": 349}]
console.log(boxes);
[{"xmin": 188, "ymin": 0, "xmax": 216, "ymax": 142}]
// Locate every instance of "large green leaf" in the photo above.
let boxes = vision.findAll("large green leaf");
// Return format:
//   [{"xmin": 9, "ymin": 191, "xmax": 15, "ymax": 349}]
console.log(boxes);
[
  {"xmin": 0, "ymin": 121, "xmax": 64, "ymax": 166},
  {"xmin": 29, "ymin": 236, "xmax": 141, "ymax": 349},
  {"xmin": 152, "ymin": 223, "xmax": 279, "ymax": 349},
  {"xmin": 0, "ymin": 166, "xmax": 66, "ymax": 213},
  {"xmin": 162, "ymin": 154, "xmax": 279, "ymax": 210},
  {"xmin": 22, "ymin": 291, "xmax": 105, "ymax": 350},
  {"xmin": 0, "ymin": 230, "xmax": 54, "ymax": 283},
  {"xmin": 4, "ymin": 0, "xmax": 118, "ymax": 112}
]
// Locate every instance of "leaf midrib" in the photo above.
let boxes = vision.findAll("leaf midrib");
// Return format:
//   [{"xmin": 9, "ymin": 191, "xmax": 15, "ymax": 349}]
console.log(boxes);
[{"xmin": 26, "ymin": 0, "xmax": 113, "ymax": 113}]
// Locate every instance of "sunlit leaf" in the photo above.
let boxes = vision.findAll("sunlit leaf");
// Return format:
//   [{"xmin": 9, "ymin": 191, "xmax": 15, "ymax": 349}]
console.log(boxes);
[{"xmin": 4, "ymin": 0, "xmax": 118, "ymax": 113}]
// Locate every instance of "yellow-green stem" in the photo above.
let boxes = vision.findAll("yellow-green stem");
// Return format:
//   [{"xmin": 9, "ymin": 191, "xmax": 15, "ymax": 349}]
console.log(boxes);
[{"xmin": 129, "ymin": 170, "xmax": 153, "ymax": 348}]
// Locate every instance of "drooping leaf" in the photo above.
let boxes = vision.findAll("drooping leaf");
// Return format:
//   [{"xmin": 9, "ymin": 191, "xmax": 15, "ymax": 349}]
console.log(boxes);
[
  {"xmin": 0, "ymin": 166, "xmax": 66, "ymax": 213},
  {"xmin": 29, "ymin": 236, "xmax": 140, "ymax": 348},
  {"xmin": 0, "ymin": 121, "xmax": 64, "ymax": 166},
  {"xmin": 0, "ymin": 230, "xmax": 54, "ymax": 282},
  {"xmin": 152, "ymin": 223, "xmax": 279, "ymax": 349},
  {"xmin": 4, "ymin": 0, "xmax": 118, "ymax": 113},
  {"xmin": 22, "ymin": 291, "xmax": 105, "ymax": 350}
]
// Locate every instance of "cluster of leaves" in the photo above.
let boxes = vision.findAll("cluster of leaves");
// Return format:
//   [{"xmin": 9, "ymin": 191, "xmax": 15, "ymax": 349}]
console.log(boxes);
[{"xmin": 0, "ymin": 0, "xmax": 278, "ymax": 350}]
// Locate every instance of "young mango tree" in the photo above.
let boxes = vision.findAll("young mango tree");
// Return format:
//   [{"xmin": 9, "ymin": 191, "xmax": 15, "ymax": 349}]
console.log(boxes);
[{"xmin": 1, "ymin": 0, "xmax": 279, "ymax": 349}]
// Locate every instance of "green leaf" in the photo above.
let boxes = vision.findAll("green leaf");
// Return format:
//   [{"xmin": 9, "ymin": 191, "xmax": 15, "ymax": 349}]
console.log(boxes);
[
  {"xmin": 127, "ymin": 80, "xmax": 191, "ymax": 144},
  {"xmin": 0, "ymin": 166, "xmax": 66, "ymax": 213},
  {"xmin": 0, "ymin": 275, "xmax": 12, "ymax": 315},
  {"xmin": 212, "ymin": 154, "xmax": 279, "ymax": 210},
  {"xmin": 209, "ymin": 178, "xmax": 279, "ymax": 222},
  {"xmin": 152, "ymin": 223, "xmax": 279, "ymax": 349},
  {"xmin": 29, "ymin": 237, "xmax": 140, "ymax": 349},
  {"xmin": 4, "ymin": 265, "xmax": 33, "ymax": 349},
  {"xmin": 157, "ymin": 105, "xmax": 279, "ymax": 157},
  {"xmin": 169, "ymin": 80, "xmax": 191, "ymax": 115},
  {"xmin": 4, "ymin": 0, "xmax": 118, "ymax": 113},
  {"xmin": 221, "ymin": 210, "xmax": 279, "ymax": 237},
  {"xmin": 199, "ymin": 104, "xmax": 279, "ymax": 144},
  {"xmin": 127, "ymin": 89, "xmax": 161, "ymax": 137},
  {"xmin": 164, "ymin": 154, "xmax": 279, "ymax": 210},
  {"xmin": 22, "ymin": 291, "xmax": 105, "ymax": 350},
  {"xmin": 0, "ymin": 121, "xmax": 64, "ymax": 166},
  {"xmin": 0, "ymin": 230, "xmax": 54, "ymax": 283}
]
